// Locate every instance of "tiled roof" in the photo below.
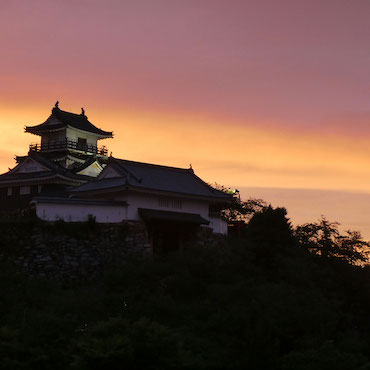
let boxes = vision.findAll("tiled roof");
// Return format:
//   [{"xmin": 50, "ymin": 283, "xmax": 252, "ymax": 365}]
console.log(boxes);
[
  {"xmin": 0, "ymin": 171, "xmax": 60, "ymax": 181},
  {"xmin": 0, "ymin": 171, "xmax": 89, "ymax": 185},
  {"xmin": 0, "ymin": 152, "xmax": 92, "ymax": 184},
  {"xmin": 139, "ymin": 208, "xmax": 209, "ymax": 225},
  {"xmin": 25, "ymin": 105, "xmax": 113, "ymax": 138},
  {"xmin": 28, "ymin": 152, "xmax": 93, "ymax": 180},
  {"xmin": 32, "ymin": 196, "xmax": 127, "ymax": 207},
  {"xmin": 70, "ymin": 177, "xmax": 125, "ymax": 192},
  {"xmin": 71, "ymin": 157, "xmax": 232, "ymax": 200}
]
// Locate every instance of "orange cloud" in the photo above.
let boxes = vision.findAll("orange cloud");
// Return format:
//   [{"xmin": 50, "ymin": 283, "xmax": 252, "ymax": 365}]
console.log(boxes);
[{"xmin": 1, "ymin": 103, "xmax": 370, "ymax": 194}]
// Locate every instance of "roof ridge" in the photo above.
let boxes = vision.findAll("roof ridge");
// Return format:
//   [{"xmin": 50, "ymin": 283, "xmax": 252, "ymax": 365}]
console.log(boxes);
[
  {"xmin": 53, "ymin": 106, "xmax": 81, "ymax": 117},
  {"xmin": 112, "ymin": 157, "xmax": 192, "ymax": 172},
  {"xmin": 188, "ymin": 171, "xmax": 232, "ymax": 196},
  {"xmin": 109, "ymin": 160, "xmax": 142, "ymax": 183}
]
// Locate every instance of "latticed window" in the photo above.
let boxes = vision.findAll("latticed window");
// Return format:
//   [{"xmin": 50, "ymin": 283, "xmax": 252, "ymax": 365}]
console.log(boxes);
[
  {"xmin": 158, "ymin": 197, "xmax": 182, "ymax": 209},
  {"xmin": 172, "ymin": 199, "xmax": 182, "ymax": 209},
  {"xmin": 158, "ymin": 198, "xmax": 170, "ymax": 207}
]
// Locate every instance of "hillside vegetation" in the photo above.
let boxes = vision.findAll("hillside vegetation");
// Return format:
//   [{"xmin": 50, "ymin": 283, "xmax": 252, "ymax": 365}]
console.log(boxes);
[{"xmin": 1, "ymin": 206, "xmax": 370, "ymax": 369}]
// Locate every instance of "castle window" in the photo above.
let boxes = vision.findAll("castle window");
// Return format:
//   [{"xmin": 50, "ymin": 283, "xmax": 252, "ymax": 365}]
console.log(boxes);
[
  {"xmin": 172, "ymin": 199, "xmax": 182, "ymax": 209},
  {"xmin": 20, "ymin": 186, "xmax": 31, "ymax": 195},
  {"xmin": 158, "ymin": 198, "xmax": 170, "ymax": 207},
  {"xmin": 31, "ymin": 185, "xmax": 38, "ymax": 195},
  {"xmin": 158, "ymin": 197, "xmax": 182, "ymax": 209},
  {"xmin": 77, "ymin": 138, "xmax": 87, "ymax": 151},
  {"xmin": 12, "ymin": 187, "xmax": 20, "ymax": 197},
  {"xmin": 0, "ymin": 188, "xmax": 6, "ymax": 200}
]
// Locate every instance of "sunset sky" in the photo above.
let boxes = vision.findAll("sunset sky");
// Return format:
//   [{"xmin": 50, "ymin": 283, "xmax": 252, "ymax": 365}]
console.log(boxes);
[{"xmin": 1, "ymin": 1, "xmax": 370, "ymax": 235}]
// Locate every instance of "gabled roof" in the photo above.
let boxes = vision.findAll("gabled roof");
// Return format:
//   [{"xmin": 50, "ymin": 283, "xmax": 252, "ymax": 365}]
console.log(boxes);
[
  {"xmin": 25, "ymin": 103, "xmax": 113, "ymax": 138},
  {"xmin": 71, "ymin": 157, "xmax": 232, "ymax": 200},
  {"xmin": 7, "ymin": 152, "xmax": 59, "ymax": 175},
  {"xmin": 0, "ymin": 152, "xmax": 92, "ymax": 185}
]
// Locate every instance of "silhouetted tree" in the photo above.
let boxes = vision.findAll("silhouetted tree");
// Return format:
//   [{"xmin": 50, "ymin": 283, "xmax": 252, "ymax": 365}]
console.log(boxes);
[
  {"xmin": 295, "ymin": 216, "xmax": 370, "ymax": 264},
  {"xmin": 210, "ymin": 183, "xmax": 267, "ymax": 222},
  {"xmin": 245, "ymin": 206, "xmax": 295, "ymax": 246}
]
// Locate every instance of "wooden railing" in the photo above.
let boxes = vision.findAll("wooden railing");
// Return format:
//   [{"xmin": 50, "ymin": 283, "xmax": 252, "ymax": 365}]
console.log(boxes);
[{"xmin": 29, "ymin": 140, "xmax": 108, "ymax": 156}]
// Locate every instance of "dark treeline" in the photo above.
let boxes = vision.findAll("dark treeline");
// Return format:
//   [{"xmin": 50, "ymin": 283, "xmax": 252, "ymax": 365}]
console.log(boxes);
[{"xmin": 2, "ymin": 205, "xmax": 370, "ymax": 369}]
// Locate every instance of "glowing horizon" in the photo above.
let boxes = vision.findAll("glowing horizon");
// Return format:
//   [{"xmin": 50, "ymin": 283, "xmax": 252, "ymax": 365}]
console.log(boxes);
[
  {"xmin": 1, "ymin": 101, "xmax": 370, "ymax": 195},
  {"xmin": 1, "ymin": 0, "xmax": 370, "ymax": 236}
]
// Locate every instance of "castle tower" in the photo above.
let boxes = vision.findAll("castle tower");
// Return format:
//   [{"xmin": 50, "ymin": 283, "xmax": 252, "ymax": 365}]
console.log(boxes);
[
  {"xmin": 25, "ymin": 102, "xmax": 113, "ymax": 169},
  {"xmin": 0, "ymin": 103, "xmax": 113, "ymax": 210}
]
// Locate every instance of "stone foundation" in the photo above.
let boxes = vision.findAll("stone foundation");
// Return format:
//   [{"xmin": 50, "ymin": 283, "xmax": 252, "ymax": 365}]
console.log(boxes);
[{"xmin": 0, "ymin": 220, "xmax": 150, "ymax": 282}]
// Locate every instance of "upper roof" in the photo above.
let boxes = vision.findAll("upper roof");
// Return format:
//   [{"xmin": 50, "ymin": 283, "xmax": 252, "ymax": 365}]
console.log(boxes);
[
  {"xmin": 25, "ymin": 102, "xmax": 113, "ymax": 138},
  {"xmin": 71, "ymin": 157, "xmax": 232, "ymax": 200}
]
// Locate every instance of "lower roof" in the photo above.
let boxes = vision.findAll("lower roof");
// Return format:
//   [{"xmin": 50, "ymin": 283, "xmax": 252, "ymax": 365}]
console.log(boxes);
[
  {"xmin": 32, "ymin": 196, "xmax": 127, "ymax": 207},
  {"xmin": 0, "ymin": 152, "xmax": 94, "ymax": 186},
  {"xmin": 139, "ymin": 208, "xmax": 209, "ymax": 225}
]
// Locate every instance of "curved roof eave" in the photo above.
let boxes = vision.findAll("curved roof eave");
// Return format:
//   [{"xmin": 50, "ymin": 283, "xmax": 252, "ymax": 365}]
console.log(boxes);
[{"xmin": 25, "ymin": 105, "xmax": 113, "ymax": 138}]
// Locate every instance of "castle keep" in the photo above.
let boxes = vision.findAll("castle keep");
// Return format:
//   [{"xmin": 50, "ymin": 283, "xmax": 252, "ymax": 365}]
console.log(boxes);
[{"xmin": 0, "ymin": 103, "xmax": 230, "ymax": 252}]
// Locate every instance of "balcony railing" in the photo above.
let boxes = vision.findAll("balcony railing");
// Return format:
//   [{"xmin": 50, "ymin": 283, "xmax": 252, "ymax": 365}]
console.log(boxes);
[{"xmin": 29, "ymin": 140, "xmax": 108, "ymax": 156}]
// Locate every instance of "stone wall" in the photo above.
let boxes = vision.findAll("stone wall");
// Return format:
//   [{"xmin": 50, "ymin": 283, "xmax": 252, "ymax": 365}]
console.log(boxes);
[{"xmin": 0, "ymin": 219, "xmax": 150, "ymax": 282}]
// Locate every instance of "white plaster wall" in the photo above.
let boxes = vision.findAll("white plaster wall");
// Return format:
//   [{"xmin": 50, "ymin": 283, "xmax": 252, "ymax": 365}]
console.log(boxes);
[
  {"xmin": 66, "ymin": 128, "xmax": 98, "ymax": 146},
  {"xmin": 115, "ymin": 192, "xmax": 209, "ymax": 221},
  {"xmin": 36, "ymin": 203, "xmax": 127, "ymax": 223},
  {"xmin": 209, "ymin": 216, "xmax": 228, "ymax": 235},
  {"xmin": 35, "ymin": 192, "xmax": 228, "ymax": 234}
]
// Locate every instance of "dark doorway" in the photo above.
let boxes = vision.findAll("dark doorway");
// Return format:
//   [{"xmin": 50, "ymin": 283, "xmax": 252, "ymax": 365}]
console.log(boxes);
[
  {"xmin": 147, "ymin": 221, "xmax": 200, "ymax": 254},
  {"xmin": 138, "ymin": 208, "xmax": 209, "ymax": 254}
]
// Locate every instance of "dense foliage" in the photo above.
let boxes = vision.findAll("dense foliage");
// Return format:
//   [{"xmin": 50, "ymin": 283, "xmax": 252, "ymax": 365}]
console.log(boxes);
[
  {"xmin": 1, "ymin": 208, "xmax": 370, "ymax": 369},
  {"xmin": 295, "ymin": 216, "xmax": 370, "ymax": 264}
]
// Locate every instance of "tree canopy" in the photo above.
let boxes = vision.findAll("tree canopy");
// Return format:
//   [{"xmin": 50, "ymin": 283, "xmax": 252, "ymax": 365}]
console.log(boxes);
[{"xmin": 295, "ymin": 216, "xmax": 370, "ymax": 264}]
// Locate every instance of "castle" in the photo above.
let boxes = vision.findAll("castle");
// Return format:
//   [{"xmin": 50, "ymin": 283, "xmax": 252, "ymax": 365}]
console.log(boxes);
[{"xmin": 0, "ymin": 103, "xmax": 231, "ymax": 251}]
